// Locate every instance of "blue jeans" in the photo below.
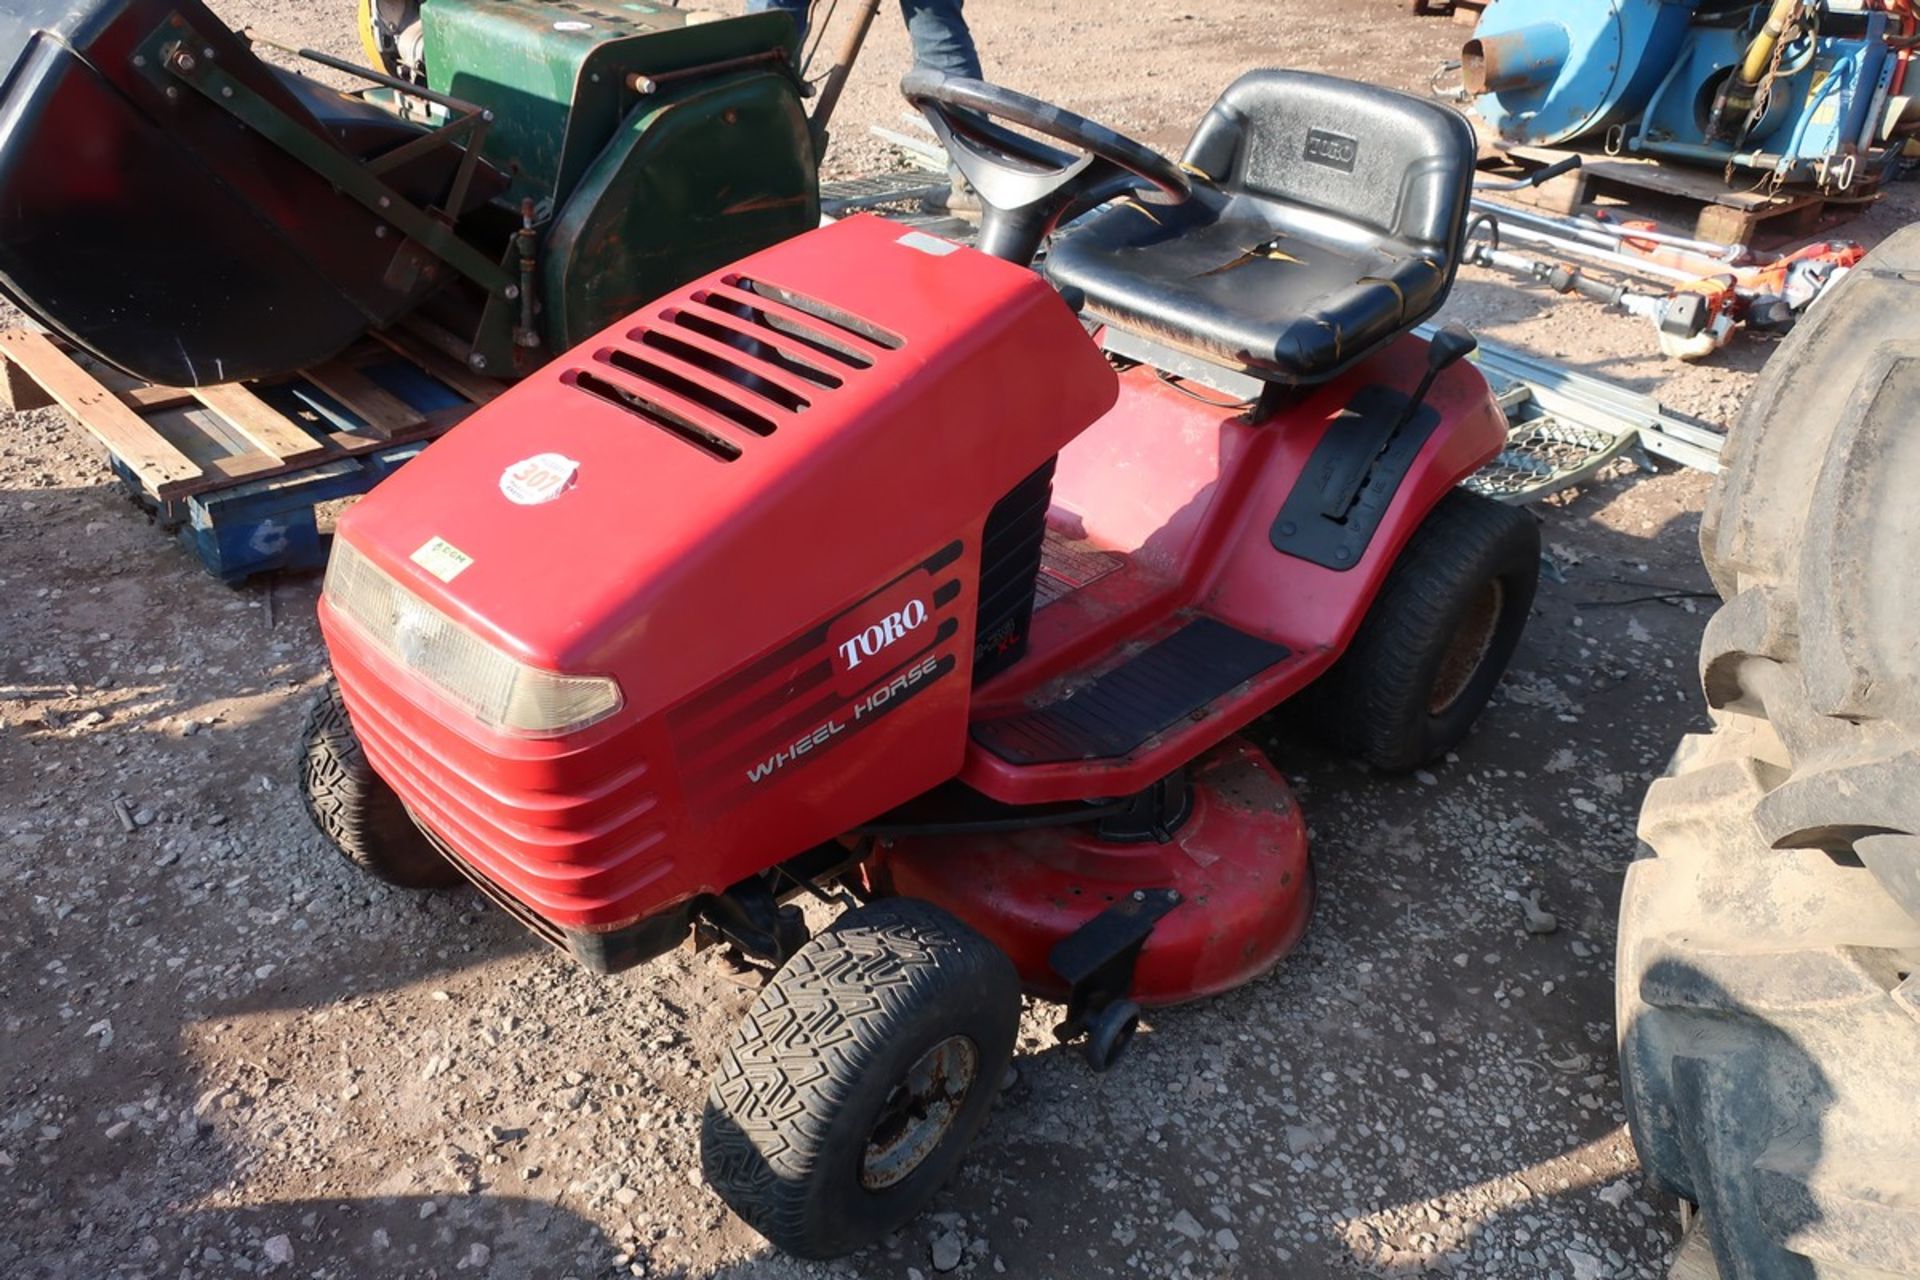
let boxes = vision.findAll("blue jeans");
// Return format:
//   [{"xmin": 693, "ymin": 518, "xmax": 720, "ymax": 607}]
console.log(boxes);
[{"xmin": 747, "ymin": 0, "xmax": 983, "ymax": 80}]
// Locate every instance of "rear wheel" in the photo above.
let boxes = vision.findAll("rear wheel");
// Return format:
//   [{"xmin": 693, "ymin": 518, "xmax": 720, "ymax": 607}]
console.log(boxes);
[
  {"xmin": 1620, "ymin": 718, "xmax": 1920, "ymax": 1278},
  {"xmin": 1620, "ymin": 225, "xmax": 1920, "ymax": 1278},
  {"xmin": 299, "ymin": 678, "xmax": 459, "ymax": 889},
  {"xmin": 701, "ymin": 899, "xmax": 1020, "ymax": 1259},
  {"xmin": 1300, "ymin": 488, "xmax": 1539, "ymax": 771}
]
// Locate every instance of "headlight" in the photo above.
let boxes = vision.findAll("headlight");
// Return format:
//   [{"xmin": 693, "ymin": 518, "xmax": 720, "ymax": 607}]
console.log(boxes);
[{"xmin": 323, "ymin": 540, "xmax": 623, "ymax": 736}]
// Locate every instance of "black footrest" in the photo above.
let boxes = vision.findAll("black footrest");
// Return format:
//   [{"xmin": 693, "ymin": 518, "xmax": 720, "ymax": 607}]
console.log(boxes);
[{"xmin": 970, "ymin": 616, "xmax": 1288, "ymax": 764}]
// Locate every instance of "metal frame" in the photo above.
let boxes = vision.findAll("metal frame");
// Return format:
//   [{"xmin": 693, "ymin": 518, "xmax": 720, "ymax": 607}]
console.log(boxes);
[
  {"xmin": 1429, "ymin": 325, "xmax": 1727, "ymax": 502},
  {"xmin": 136, "ymin": 18, "xmax": 517, "ymax": 299}
]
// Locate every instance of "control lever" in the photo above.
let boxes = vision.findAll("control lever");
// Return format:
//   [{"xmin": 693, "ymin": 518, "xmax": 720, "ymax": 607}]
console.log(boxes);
[
  {"xmin": 1402, "ymin": 323, "xmax": 1478, "ymax": 427},
  {"xmin": 1319, "ymin": 323, "xmax": 1478, "ymax": 522},
  {"xmin": 1378, "ymin": 321, "xmax": 1478, "ymax": 446},
  {"xmin": 1473, "ymin": 154, "xmax": 1582, "ymax": 193}
]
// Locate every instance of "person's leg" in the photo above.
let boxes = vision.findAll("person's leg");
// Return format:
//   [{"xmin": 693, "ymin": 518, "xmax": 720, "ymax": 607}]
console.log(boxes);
[
  {"xmin": 745, "ymin": 0, "xmax": 810, "ymax": 45},
  {"xmin": 900, "ymin": 0, "xmax": 982, "ymax": 79}
]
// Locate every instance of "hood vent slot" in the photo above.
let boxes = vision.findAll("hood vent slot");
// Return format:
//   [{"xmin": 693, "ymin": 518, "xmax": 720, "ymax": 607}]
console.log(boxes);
[
  {"xmin": 701, "ymin": 292, "xmax": 872, "ymax": 369},
  {"xmin": 667, "ymin": 310, "xmax": 844, "ymax": 389},
  {"xmin": 571, "ymin": 369, "xmax": 742, "ymax": 462},
  {"xmin": 569, "ymin": 274, "xmax": 902, "ymax": 464},
  {"xmin": 691, "ymin": 275, "xmax": 905, "ymax": 371},
  {"xmin": 630, "ymin": 331, "xmax": 810, "ymax": 414},
  {"xmin": 733, "ymin": 278, "xmax": 904, "ymax": 352},
  {"xmin": 602, "ymin": 348, "xmax": 780, "ymax": 435}
]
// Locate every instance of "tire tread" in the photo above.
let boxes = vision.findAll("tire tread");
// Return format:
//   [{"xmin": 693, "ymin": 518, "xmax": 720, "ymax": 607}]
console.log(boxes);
[
  {"xmin": 1302, "ymin": 488, "xmax": 1539, "ymax": 771},
  {"xmin": 701, "ymin": 899, "xmax": 1018, "ymax": 1258},
  {"xmin": 298, "ymin": 679, "xmax": 458, "ymax": 889}
]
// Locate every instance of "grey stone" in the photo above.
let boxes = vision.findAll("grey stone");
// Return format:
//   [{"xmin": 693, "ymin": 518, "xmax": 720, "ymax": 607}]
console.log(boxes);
[{"xmin": 930, "ymin": 1229, "xmax": 964, "ymax": 1273}]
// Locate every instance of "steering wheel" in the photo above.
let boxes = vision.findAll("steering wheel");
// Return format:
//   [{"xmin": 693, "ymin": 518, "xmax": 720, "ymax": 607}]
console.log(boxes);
[{"xmin": 900, "ymin": 70, "xmax": 1192, "ymax": 266}]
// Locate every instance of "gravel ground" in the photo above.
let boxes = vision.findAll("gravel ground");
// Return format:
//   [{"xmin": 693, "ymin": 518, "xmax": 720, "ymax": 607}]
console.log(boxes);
[{"xmin": 4, "ymin": 2, "xmax": 1919, "ymax": 1278}]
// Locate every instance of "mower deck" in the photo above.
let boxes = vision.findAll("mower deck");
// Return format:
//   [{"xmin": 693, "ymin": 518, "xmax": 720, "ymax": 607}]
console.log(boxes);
[{"xmin": 880, "ymin": 736, "xmax": 1313, "ymax": 1005}]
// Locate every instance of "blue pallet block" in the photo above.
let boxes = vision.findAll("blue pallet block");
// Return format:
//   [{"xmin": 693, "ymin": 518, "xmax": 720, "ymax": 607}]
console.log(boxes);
[
  {"xmin": 101, "ymin": 351, "xmax": 473, "ymax": 583},
  {"xmin": 183, "ymin": 442, "xmax": 432, "ymax": 584},
  {"xmin": 114, "ymin": 438, "xmax": 435, "ymax": 584}
]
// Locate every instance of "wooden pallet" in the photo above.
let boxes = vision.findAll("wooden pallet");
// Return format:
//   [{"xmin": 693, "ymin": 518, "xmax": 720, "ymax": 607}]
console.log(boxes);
[
  {"xmin": 0, "ymin": 328, "xmax": 504, "ymax": 580},
  {"xmin": 1475, "ymin": 141, "xmax": 1854, "ymax": 247},
  {"xmin": 1405, "ymin": 0, "xmax": 1486, "ymax": 23}
]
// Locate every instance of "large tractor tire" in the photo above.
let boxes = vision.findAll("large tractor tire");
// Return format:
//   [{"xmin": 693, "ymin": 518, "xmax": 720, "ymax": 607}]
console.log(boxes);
[{"xmin": 1618, "ymin": 228, "xmax": 1920, "ymax": 1277}]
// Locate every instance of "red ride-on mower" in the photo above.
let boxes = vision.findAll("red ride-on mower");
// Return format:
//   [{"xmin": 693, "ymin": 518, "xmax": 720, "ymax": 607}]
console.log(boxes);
[{"xmin": 301, "ymin": 69, "xmax": 1538, "ymax": 1255}]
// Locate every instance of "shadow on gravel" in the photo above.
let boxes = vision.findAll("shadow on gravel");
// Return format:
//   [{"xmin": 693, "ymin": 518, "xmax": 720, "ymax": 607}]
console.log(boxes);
[
  {"xmin": 158, "ymin": 1193, "xmax": 630, "ymax": 1277},
  {"xmin": 1616, "ymin": 962, "xmax": 1833, "ymax": 1280},
  {"xmin": 0, "ymin": 670, "xmax": 673, "ymax": 1276},
  {"xmin": 0, "ymin": 840, "xmax": 625, "ymax": 1276}
]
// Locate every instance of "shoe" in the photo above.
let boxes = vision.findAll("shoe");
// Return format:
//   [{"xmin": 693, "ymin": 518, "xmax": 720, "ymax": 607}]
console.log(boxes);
[{"xmin": 922, "ymin": 166, "xmax": 981, "ymax": 216}]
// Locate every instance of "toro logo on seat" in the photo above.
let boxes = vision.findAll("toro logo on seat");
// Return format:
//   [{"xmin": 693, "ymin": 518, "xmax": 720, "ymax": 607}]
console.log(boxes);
[
  {"xmin": 1303, "ymin": 128, "xmax": 1359, "ymax": 173},
  {"xmin": 838, "ymin": 598, "xmax": 928, "ymax": 671}
]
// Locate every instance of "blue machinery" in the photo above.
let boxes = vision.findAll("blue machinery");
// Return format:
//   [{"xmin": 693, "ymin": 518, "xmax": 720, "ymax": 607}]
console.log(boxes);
[{"xmin": 1466, "ymin": 0, "xmax": 1914, "ymax": 189}]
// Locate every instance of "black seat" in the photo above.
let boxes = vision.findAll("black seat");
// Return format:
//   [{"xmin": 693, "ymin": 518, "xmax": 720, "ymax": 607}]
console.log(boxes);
[{"xmin": 1044, "ymin": 70, "xmax": 1476, "ymax": 384}]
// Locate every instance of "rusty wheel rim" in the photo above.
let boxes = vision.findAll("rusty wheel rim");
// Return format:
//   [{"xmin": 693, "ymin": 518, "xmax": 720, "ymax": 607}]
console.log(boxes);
[
  {"xmin": 860, "ymin": 1036, "xmax": 978, "ymax": 1190},
  {"xmin": 1430, "ymin": 579, "xmax": 1505, "ymax": 715}
]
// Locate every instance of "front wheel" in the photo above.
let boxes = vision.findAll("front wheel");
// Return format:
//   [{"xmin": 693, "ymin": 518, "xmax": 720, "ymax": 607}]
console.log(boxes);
[
  {"xmin": 1300, "ymin": 489, "xmax": 1540, "ymax": 771},
  {"xmin": 701, "ymin": 898, "xmax": 1020, "ymax": 1259},
  {"xmin": 299, "ymin": 678, "xmax": 460, "ymax": 889}
]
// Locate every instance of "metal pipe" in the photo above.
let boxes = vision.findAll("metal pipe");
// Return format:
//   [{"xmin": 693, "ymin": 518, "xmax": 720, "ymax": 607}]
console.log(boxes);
[
  {"xmin": 1471, "ymin": 198, "xmax": 1748, "ymax": 263},
  {"xmin": 1863, "ymin": 57, "xmax": 1895, "ymax": 149},
  {"xmin": 1779, "ymin": 61, "xmax": 1834, "ymax": 163},
  {"xmin": 1467, "ymin": 240, "xmax": 1634, "ymax": 305},
  {"xmin": 809, "ymin": 0, "xmax": 883, "ymax": 153},
  {"xmin": 1626, "ymin": 135, "xmax": 1809, "ymax": 176},
  {"xmin": 1488, "ymin": 220, "xmax": 1706, "ymax": 285},
  {"xmin": 245, "ymin": 31, "xmax": 487, "ymax": 117},
  {"xmin": 626, "ymin": 49, "xmax": 792, "ymax": 95},
  {"xmin": 515, "ymin": 198, "xmax": 539, "ymax": 349},
  {"xmin": 1845, "ymin": 11, "xmax": 1892, "ymax": 152},
  {"xmin": 1462, "ymin": 22, "xmax": 1571, "ymax": 96},
  {"xmin": 1473, "ymin": 153, "xmax": 1581, "ymax": 192}
]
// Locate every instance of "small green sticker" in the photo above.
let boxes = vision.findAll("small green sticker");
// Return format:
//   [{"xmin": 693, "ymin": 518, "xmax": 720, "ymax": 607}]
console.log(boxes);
[{"xmin": 411, "ymin": 536, "xmax": 474, "ymax": 583}]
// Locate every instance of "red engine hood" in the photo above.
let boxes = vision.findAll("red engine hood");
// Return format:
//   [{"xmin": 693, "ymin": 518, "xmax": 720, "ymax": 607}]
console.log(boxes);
[{"xmin": 330, "ymin": 215, "xmax": 1118, "ymax": 722}]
